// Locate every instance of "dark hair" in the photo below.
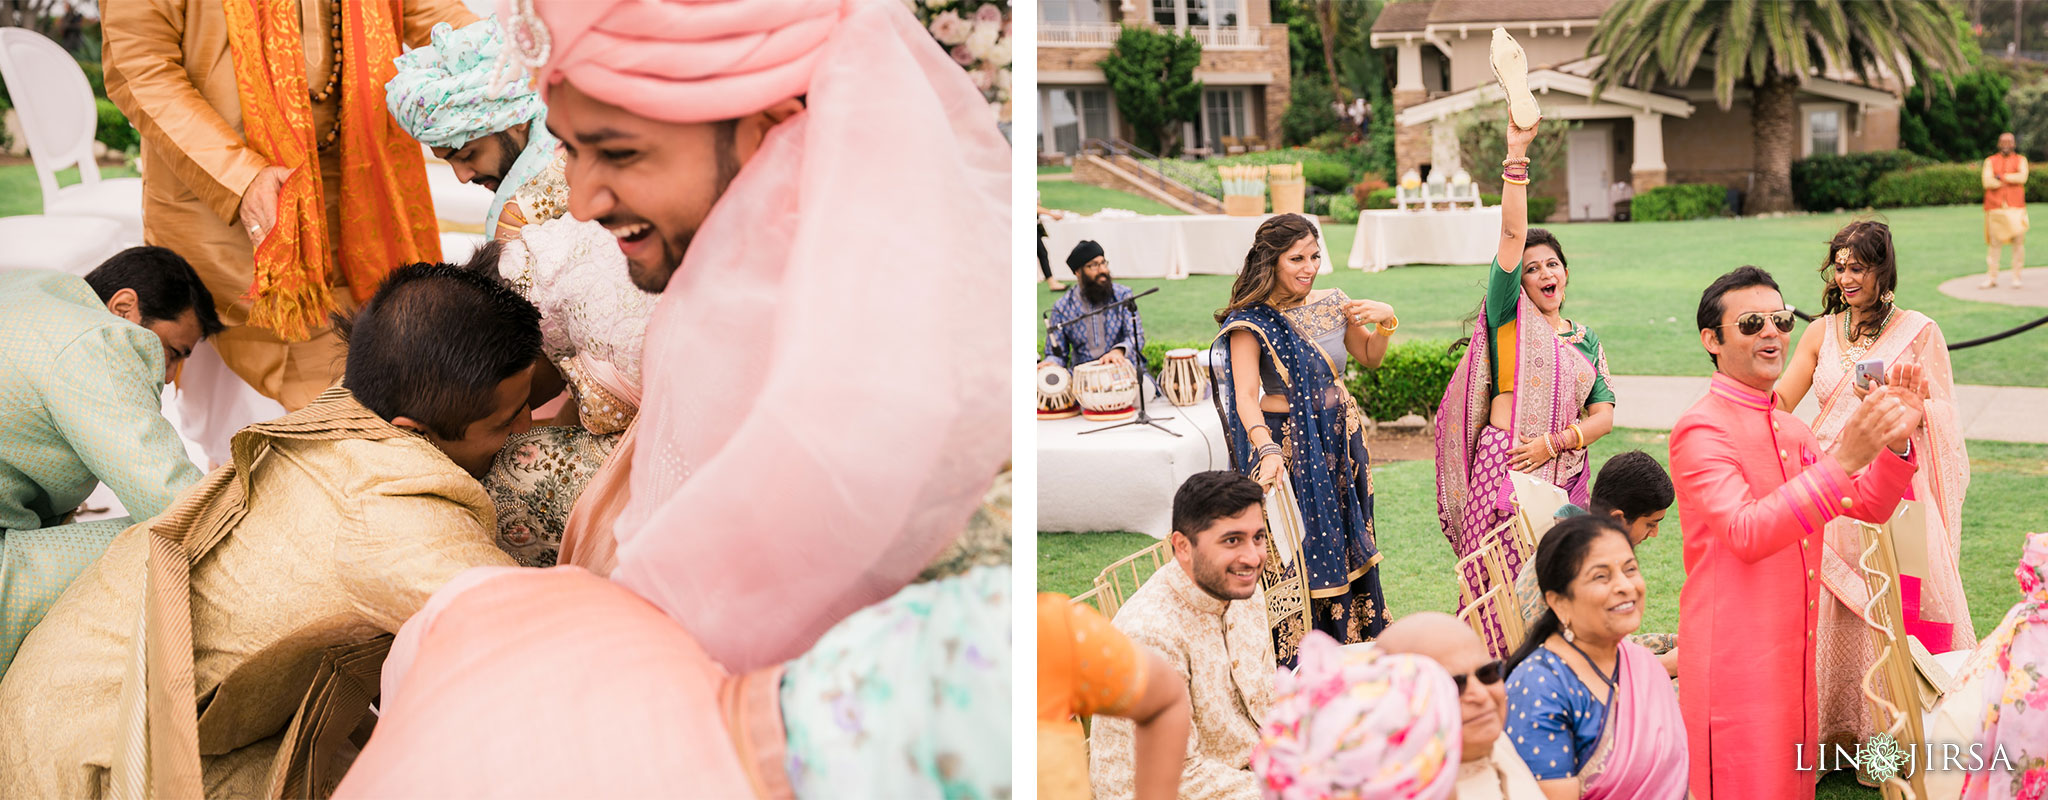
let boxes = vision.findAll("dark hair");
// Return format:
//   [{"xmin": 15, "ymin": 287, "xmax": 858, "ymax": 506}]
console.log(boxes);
[
  {"xmin": 1171, "ymin": 470, "xmax": 1266, "ymax": 543},
  {"xmin": 83, "ymin": 246, "xmax": 225, "ymax": 337},
  {"xmin": 1522, "ymin": 228, "xmax": 1568, "ymax": 270},
  {"xmin": 1695, "ymin": 265, "xmax": 1781, "ymax": 366},
  {"xmin": 338, "ymin": 251, "xmax": 542, "ymax": 440},
  {"xmin": 1215, "ymin": 213, "xmax": 1320, "ymax": 324},
  {"xmin": 1588, "ymin": 450, "xmax": 1674, "ymax": 522},
  {"xmin": 1819, "ymin": 220, "xmax": 1897, "ymax": 342},
  {"xmin": 1505, "ymin": 514, "xmax": 1634, "ymax": 674}
]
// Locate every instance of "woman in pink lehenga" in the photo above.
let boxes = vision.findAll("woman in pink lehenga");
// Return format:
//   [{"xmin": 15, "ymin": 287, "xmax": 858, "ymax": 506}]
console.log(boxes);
[
  {"xmin": 1775, "ymin": 219, "xmax": 1975, "ymax": 754},
  {"xmin": 1434, "ymin": 117, "xmax": 1617, "ymax": 656}
]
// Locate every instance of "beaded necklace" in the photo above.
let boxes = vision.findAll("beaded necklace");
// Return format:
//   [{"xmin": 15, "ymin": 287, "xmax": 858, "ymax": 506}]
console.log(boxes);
[{"xmin": 309, "ymin": 1, "xmax": 345, "ymax": 150}]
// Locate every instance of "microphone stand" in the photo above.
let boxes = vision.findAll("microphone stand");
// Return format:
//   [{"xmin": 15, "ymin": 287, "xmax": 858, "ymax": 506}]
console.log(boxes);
[{"xmin": 1046, "ymin": 287, "xmax": 1181, "ymax": 438}]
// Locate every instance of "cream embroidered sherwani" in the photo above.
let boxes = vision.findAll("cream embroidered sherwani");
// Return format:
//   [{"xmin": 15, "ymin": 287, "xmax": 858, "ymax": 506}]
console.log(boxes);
[
  {"xmin": 99, "ymin": 0, "xmax": 474, "ymax": 409},
  {"xmin": 0, "ymin": 387, "xmax": 515, "ymax": 798},
  {"xmin": 1089, "ymin": 561, "xmax": 1273, "ymax": 800}
]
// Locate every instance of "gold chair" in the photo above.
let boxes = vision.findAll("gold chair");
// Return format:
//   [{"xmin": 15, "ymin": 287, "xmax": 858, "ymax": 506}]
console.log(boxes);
[
  {"xmin": 1457, "ymin": 584, "xmax": 1519, "ymax": 659},
  {"xmin": 1097, "ymin": 539, "xmax": 1173, "ymax": 614},
  {"xmin": 1856, "ymin": 516, "xmax": 1939, "ymax": 800},
  {"xmin": 1070, "ymin": 581, "xmax": 1120, "ymax": 621},
  {"xmin": 1455, "ymin": 537, "xmax": 1527, "ymax": 658}
]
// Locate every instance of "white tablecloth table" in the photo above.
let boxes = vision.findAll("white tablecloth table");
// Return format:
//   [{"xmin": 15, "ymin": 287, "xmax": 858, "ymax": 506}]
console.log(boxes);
[
  {"xmin": 1037, "ymin": 398, "xmax": 1231, "ymax": 539},
  {"xmin": 1348, "ymin": 207, "xmax": 1502, "ymax": 271},
  {"xmin": 1044, "ymin": 214, "xmax": 1330, "ymax": 280}
]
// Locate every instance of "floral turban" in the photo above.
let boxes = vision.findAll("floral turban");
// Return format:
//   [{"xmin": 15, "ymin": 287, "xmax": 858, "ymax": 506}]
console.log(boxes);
[
  {"xmin": 1253, "ymin": 632, "xmax": 1462, "ymax": 800},
  {"xmin": 385, "ymin": 17, "xmax": 544, "ymax": 149}
]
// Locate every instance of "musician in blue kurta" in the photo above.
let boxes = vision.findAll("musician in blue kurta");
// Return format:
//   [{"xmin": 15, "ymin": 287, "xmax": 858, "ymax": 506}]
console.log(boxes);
[
  {"xmin": 1040, "ymin": 240, "xmax": 1145, "ymax": 369},
  {"xmin": 0, "ymin": 248, "xmax": 221, "ymax": 676}
]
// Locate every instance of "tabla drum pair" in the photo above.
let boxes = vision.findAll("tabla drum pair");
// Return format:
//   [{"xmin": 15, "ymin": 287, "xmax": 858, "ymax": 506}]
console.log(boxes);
[
  {"xmin": 1158, "ymin": 348, "xmax": 1211, "ymax": 407},
  {"xmin": 1036, "ymin": 364, "xmax": 1080, "ymax": 420}
]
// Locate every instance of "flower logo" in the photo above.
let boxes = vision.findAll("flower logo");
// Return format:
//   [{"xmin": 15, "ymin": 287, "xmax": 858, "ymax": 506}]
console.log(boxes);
[{"xmin": 1864, "ymin": 732, "xmax": 1906, "ymax": 785}]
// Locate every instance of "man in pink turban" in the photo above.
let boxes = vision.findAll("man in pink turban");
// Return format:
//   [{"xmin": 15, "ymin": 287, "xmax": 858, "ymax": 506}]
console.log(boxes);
[
  {"xmin": 505, "ymin": 0, "xmax": 1011, "ymax": 672},
  {"xmin": 334, "ymin": 0, "xmax": 1012, "ymax": 795}
]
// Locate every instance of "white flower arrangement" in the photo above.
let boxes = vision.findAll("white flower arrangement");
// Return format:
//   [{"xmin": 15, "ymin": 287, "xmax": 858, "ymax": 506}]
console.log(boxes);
[{"xmin": 910, "ymin": 0, "xmax": 1011, "ymax": 123}]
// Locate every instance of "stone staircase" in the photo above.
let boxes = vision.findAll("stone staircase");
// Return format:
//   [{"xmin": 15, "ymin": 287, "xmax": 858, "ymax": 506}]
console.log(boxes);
[{"xmin": 1071, "ymin": 144, "xmax": 1223, "ymax": 215}]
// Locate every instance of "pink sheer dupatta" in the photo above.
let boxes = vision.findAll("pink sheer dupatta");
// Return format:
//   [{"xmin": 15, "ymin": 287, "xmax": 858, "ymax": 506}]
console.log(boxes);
[
  {"xmin": 1579, "ymin": 641, "xmax": 1688, "ymax": 800},
  {"xmin": 588, "ymin": 0, "xmax": 1012, "ymax": 672}
]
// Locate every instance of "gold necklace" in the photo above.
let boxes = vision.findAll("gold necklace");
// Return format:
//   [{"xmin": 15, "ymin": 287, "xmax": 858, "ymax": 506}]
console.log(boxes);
[{"xmin": 1838, "ymin": 305, "xmax": 1892, "ymax": 369}]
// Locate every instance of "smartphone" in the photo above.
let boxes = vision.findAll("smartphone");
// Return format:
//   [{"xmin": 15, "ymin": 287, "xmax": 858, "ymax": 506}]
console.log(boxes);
[{"xmin": 1854, "ymin": 358, "xmax": 1887, "ymax": 391}]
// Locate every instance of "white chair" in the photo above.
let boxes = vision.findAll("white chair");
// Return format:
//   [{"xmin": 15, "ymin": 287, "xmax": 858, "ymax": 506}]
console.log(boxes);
[
  {"xmin": 0, "ymin": 27, "xmax": 144, "ymax": 244},
  {"xmin": 0, "ymin": 214, "xmax": 123, "ymax": 274}
]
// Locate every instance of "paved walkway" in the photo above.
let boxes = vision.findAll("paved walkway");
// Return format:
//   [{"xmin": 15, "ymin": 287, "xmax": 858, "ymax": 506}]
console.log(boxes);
[
  {"xmin": 1937, "ymin": 266, "xmax": 2048, "ymax": 307},
  {"xmin": 1610, "ymin": 375, "xmax": 2048, "ymax": 444}
]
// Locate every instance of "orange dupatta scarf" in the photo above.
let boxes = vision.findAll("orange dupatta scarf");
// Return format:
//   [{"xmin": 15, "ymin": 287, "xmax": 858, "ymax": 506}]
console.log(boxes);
[{"xmin": 221, "ymin": 0, "xmax": 441, "ymax": 342}]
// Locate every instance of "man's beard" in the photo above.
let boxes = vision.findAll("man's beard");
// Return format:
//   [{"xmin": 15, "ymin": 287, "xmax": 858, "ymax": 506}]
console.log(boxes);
[
  {"xmin": 1190, "ymin": 553, "xmax": 1252, "ymax": 601},
  {"xmin": 1080, "ymin": 272, "xmax": 1113, "ymax": 304},
  {"xmin": 476, "ymin": 130, "xmax": 525, "ymax": 190},
  {"xmin": 630, "ymin": 127, "xmax": 744, "ymax": 293}
]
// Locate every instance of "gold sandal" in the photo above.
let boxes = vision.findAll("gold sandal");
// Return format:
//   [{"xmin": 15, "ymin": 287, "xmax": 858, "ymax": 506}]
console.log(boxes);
[{"xmin": 1490, "ymin": 28, "xmax": 1541, "ymax": 130}]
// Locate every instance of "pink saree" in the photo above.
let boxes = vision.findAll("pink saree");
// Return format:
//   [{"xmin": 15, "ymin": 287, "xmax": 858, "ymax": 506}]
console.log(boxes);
[
  {"xmin": 1578, "ymin": 641, "xmax": 1689, "ymax": 800},
  {"xmin": 1436, "ymin": 289, "xmax": 1598, "ymax": 608},
  {"xmin": 1811, "ymin": 309, "xmax": 1974, "ymax": 744}
]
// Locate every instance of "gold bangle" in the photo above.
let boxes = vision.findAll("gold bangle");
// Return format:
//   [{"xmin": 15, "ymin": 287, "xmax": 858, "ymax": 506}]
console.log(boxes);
[
  {"xmin": 1503, "ymin": 175, "xmax": 1531, "ymax": 186},
  {"xmin": 1376, "ymin": 315, "xmax": 1400, "ymax": 336},
  {"xmin": 1568, "ymin": 423, "xmax": 1584, "ymax": 450}
]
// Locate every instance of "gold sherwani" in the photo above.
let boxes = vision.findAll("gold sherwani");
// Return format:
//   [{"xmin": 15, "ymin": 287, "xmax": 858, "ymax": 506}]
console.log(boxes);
[
  {"xmin": 0, "ymin": 386, "xmax": 516, "ymax": 798},
  {"xmin": 99, "ymin": 0, "xmax": 475, "ymax": 409},
  {"xmin": 1089, "ymin": 562, "xmax": 1274, "ymax": 800}
]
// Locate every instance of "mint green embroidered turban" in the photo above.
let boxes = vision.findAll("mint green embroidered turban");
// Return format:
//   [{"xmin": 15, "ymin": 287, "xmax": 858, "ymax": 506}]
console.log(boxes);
[{"xmin": 386, "ymin": 18, "xmax": 543, "ymax": 150}]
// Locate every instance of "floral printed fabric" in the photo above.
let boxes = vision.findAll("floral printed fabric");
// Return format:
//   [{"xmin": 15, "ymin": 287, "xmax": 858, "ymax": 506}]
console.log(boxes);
[
  {"xmin": 781, "ymin": 565, "xmax": 1011, "ymax": 800},
  {"xmin": 385, "ymin": 18, "xmax": 543, "ymax": 150},
  {"xmin": 1253, "ymin": 631, "xmax": 1460, "ymax": 800},
  {"xmin": 1961, "ymin": 532, "xmax": 2048, "ymax": 799},
  {"xmin": 480, "ymin": 427, "xmax": 619, "ymax": 567}
]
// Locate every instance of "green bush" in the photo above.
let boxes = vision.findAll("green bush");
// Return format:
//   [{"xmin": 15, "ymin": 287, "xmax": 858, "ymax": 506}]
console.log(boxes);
[
  {"xmin": 1305, "ymin": 130, "xmax": 1350, "ymax": 151},
  {"xmin": 1329, "ymin": 194, "xmax": 1359, "ymax": 224},
  {"xmin": 1630, "ymin": 183, "xmax": 1726, "ymax": 221},
  {"xmin": 1343, "ymin": 339, "xmax": 1461, "ymax": 422},
  {"xmin": 2031, "ymin": 169, "xmax": 2047, "ymax": 203},
  {"xmin": 1790, "ymin": 150, "xmax": 1936, "ymax": 211},
  {"xmin": 1280, "ymin": 74, "xmax": 1340, "ymax": 146},
  {"xmin": 1139, "ymin": 340, "xmax": 1212, "ymax": 377},
  {"xmin": 0, "ymin": 96, "xmax": 12, "ymax": 153},
  {"xmin": 2010, "ymin": 81, "xmax": 2048, "ymax": 161},
  {"xmin": 78, "ymin": 59, "xmax": 106, "ymax": 100},
  {"xmin": 1364, "ymin": 187, "xmax": 1397, "ymax": 210},
  {"xmin": 94, "ymin": 98, "xmax": 137, "ymax": 154},
  {"xmin": 1155, "ymin": 147, "xmax": 1354, "ymax": 198},
  {"xmin": 1901, "ymin": 68, "xmax": 2013, "ymax": 163},
  {"xmin": 1303, "ymin": 160, "xmax": 1352, "ymax": 193},
  {"xmin": 1527, "ymin": 195, "xmax": 1559, "ymax": 222},
  {"xmin": 1869, "ymin": 164, "xmax": 1984, "ymax": 208}
]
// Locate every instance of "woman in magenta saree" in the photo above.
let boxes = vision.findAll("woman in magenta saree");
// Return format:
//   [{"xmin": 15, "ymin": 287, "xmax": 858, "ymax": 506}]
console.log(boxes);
[{"xmin": 1435, "ymin": 118, "xmax": 1616, "ymax": 648}]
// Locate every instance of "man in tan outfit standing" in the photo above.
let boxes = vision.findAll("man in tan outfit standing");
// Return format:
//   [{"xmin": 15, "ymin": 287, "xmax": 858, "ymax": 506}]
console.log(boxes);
[{"xmin": 99, "ymin": 0, "xmax": 475, "ymax": 412}]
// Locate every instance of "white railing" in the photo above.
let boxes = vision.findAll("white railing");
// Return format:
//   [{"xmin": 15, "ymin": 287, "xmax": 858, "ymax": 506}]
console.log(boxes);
[
  {"xmin": 1041, "ymin": 21, "xmax": 1122, "ymax": 45},
  {"xmin": 1188, "ymin": 25, "xmax": 1258, "ymax": 48}
]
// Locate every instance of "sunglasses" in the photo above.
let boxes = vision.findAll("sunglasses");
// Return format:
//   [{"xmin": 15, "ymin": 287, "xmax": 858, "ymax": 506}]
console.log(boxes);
[
  {"xmin": 1718, "ymin": 309, "xmax": 1797, "ymax": 336},
  {"xmin": 1451, "ymin": 659, "xmax": 1506, "ymax": 692}
]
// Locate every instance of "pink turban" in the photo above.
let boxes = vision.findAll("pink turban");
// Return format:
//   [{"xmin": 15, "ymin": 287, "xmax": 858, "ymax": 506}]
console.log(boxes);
[
  {"xmin": 1254, "ymin": 633, "xmax": 1463, "ymax": 800},
  {"xmin": 503, "ymin": 0, "xmax": 1009, "ymax": 672}
]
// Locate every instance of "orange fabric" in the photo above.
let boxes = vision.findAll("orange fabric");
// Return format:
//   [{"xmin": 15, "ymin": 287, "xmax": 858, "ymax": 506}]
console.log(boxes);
[
  {"xmin": 219, "ymin": 0, "xmax": 440, "ymax": 342},
  {"xmin": 1987, "ymin": 152, "xmax": 2027, "ymax": 211},
  {"xmin": 1037, "ymin": 593, "xmax": 1146, "ymax": 723}
]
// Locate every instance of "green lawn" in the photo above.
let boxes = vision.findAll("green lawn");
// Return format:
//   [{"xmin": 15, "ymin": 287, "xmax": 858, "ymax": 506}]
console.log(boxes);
[
  {"xmin": 1038, "ymin": 179, "xmax": 1188, "ymax": 217},
  {"xmin": 1040, "ymin": 432, "xmax": 2048, "ymax": 650},
  {"xmin": 1037, "ymin": 181, "xmax": 2048, "ymax": 387},
  {"xmin": 0, "ymin": 163, "xmax": 140, "ymax": 218}
]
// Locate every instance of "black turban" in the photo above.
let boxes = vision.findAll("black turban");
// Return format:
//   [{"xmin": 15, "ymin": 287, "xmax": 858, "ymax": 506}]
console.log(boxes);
[{"xmin": 1066, "ymin": 240, "xmax": 1105, "ymax": 272}]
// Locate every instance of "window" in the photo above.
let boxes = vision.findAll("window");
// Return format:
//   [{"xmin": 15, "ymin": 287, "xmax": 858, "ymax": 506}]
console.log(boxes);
[
  {"xmin": 1152, "ymin": 0, "xmax": 1247, "ymax": 43},
  {"xmin": 1040, "ymin": 0, "xmax": 1107, "ymax": 24},
  {"xmin": 1810, "ymin": 109, "xmax": 1843, "ymax": 158},
  {"xmin": 1202, "ymin": 88, "xmax": 1249, "ymax": 150},
  {"xmin": 1152, "ymin": 0, "xmax": 1176, "ymax": 26},
  {"xmin": 1039, "ymin": 87, "xmax": 1115, "ymax": 155}
]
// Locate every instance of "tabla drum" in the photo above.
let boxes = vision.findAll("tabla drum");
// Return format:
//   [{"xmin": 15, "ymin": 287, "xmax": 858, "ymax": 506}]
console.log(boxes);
[
  {"xmin": 1160, "ymin": 348, "xmax": 1207, "ymax": 407},
  {"xmin": 1075, "ymin": 361, "xmax": 1138, "ymax": 421},
  {"xmin": 1037, "ymin": 364, "xmax": 1079, "ymax": 420}
]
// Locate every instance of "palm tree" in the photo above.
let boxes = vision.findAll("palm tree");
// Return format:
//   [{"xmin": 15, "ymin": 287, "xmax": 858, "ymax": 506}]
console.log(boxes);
[{"xmin": 1587, "ymin": 0, "xmax": 1966, "ymax": 214}]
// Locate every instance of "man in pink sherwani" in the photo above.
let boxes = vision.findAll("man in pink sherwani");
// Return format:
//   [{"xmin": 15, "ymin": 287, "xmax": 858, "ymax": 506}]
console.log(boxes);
[{"xmin": 1672, "ymin": 266, "xmax": 1925, "ymax": 799}]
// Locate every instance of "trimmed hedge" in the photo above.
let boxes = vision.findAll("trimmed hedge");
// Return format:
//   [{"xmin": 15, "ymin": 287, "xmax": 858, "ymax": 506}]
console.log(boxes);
[
  {"xmin": 1304, "ymin": 160, "xmax": 1352, "ymax": 193},
  {"xmin": 1870, "ymin": 163, "xmax": 1986, "ymax": 208},
  {"xmin": 1527, "ymin": 195, "xmax": 1559, "ymax": 223},
  {"xmin": 1329, "ymin": 194, "xmax": 1359, "ymax": 223},
  {"xmin": 1630, "ymin": 183, "xmax": 1725, "ymax": 221},
  {"xmin": 1157, "ymin": 147, "xmax": 1356, "ymax": 199},
  {"xmin": 94, "ymin": 98, "xmax": 136, "ymax": 154},
  {"xmin": 1127, "ymin": 337, "xmax": 1460, "ymax": 423},
  {"xmin": 1790, "ymin": 150, "xmax": 1936, "ymax": 211},
  {"xmin": 1343, "ymin": 339, "xmax": 1461, "ymax": 423}
]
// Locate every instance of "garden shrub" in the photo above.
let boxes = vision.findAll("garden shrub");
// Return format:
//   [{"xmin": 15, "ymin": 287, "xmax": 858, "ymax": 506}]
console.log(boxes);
[
  {"xmin": 1630, "ymin": 183, "xmax": 1726, "ymax": 221},
  {"xmin": 1869, "ymin": 164, "xmax": 1985, "ymax": 208},
  {"xmin": 1303, "ymin": 160, "xmax": 1352, "ymax": 193},
  {"xmin": 1351, "ymin": 173, "xmax": 1388, "ymax": 206},
  {"xmin": 1344, "ymin": 339, "xmax": 1461, "ymax": 422},
  {"xmin": 94, "ymin": 98, "xmax": 137, "ymax": 154},
  {"xmin": 1329, "ymin": 194, "xmax": 1359, "ymax": 223},
  {"xmin": 1790, "ymin": 150, "xmax": 1935, "ymax": 211},
  {"xmin": 1527, "ymin": 195, "xmax": 1559, "ymax": 222}
]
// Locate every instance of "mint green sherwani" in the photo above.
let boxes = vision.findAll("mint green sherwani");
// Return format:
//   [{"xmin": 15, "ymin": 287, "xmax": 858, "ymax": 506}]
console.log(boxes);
[{"xmin": 0, "ymin": 270, "xmax": 202, "ymax": 676}]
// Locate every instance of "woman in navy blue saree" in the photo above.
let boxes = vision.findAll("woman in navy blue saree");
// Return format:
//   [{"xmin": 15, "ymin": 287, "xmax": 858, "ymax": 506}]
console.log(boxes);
[{"xmin": 1209, "ymin": 213, "xmax": 1398, "ymax": 665}]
